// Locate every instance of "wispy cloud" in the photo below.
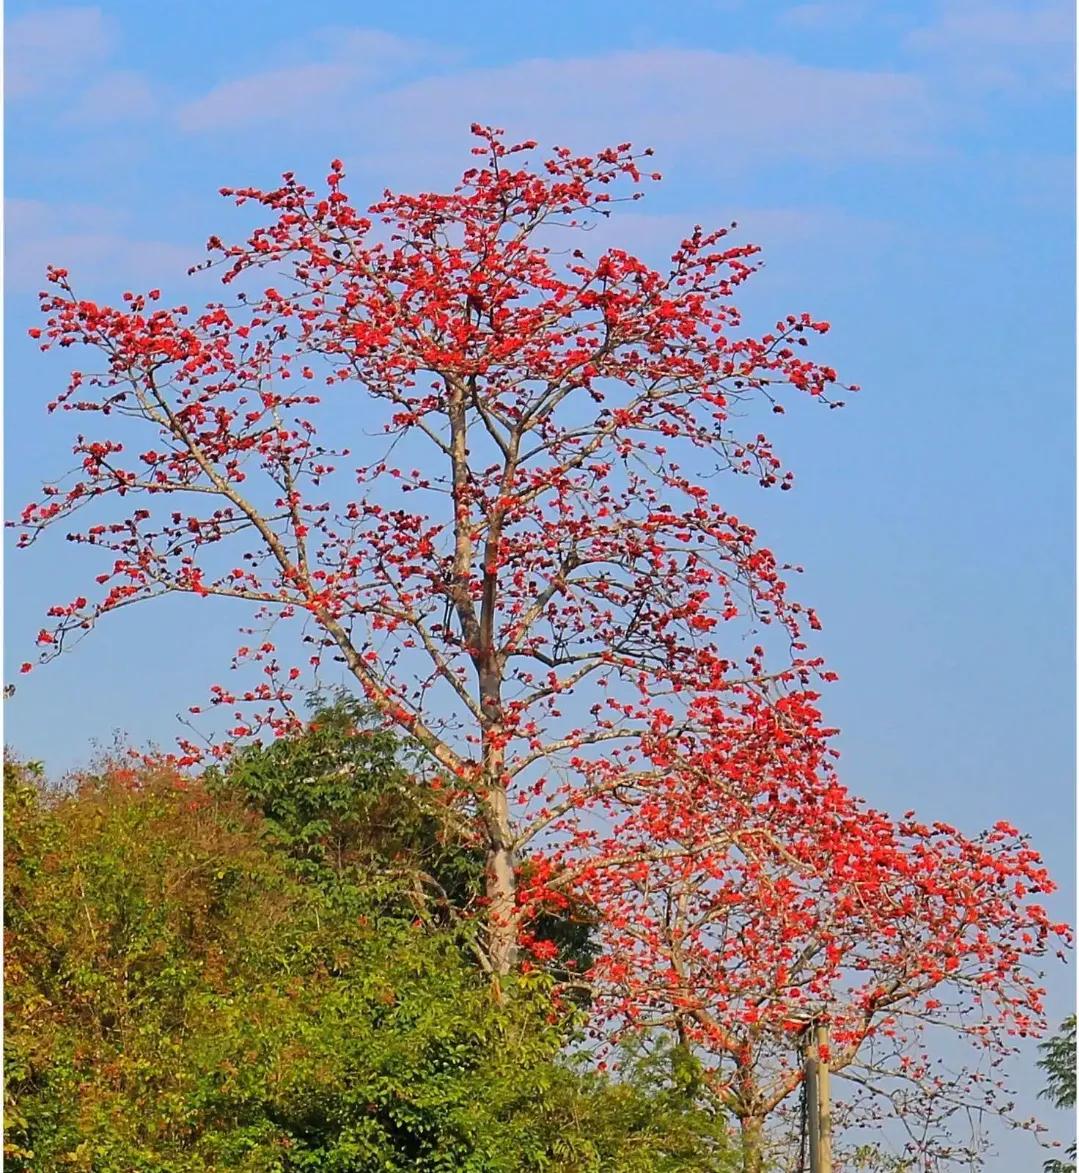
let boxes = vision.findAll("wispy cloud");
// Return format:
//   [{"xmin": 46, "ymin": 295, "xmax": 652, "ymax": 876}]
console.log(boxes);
[
  {"xmin": 178, "ymin": 63, "xmax": 357, "ymax": 132},
  {"xmin": 906, "ymin": 0, "xmax": 1074, "ymax": 91},
  {"xmin": 6, "ymin": 199, "xmax": 196, "ymax": 293},
  {"xmin": 783, "ymin": 1, "xmax": 873, "ymax": 29},
  {"xmin": 176, "ymin": 29, "xmax": 447, "ymax": 132},
  {"xmin": 66, "ymin": 70, "xmax": 160, "ymax": 125},
  {"xmin": 314, "ymin": 26, "xmax": 450, "ymax": 69},
  {"xmin": 6, "ymin": 5, "xmax": 111, "ymax": 99},
  {"xmin": 352, "ymin": 49, "xmax": 934, "ymax": 180},
  {"xmin": 177, "ymin": 40, "xmax": 933, "ymax": 186}
]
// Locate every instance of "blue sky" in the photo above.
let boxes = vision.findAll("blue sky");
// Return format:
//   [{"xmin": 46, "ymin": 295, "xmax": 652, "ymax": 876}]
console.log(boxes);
[{"xmin": 4, "ymin": 0, "xmax": 1075, "ymax": 1162}]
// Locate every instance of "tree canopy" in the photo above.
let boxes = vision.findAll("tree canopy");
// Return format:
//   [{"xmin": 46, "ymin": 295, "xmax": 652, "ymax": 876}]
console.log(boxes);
[{"xmin": 18, "ymin": 126, "xmax": 847, "ymax": 984}]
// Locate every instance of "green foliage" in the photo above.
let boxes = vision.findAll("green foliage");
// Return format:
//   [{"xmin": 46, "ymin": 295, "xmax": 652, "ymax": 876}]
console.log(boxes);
[
  {"xmin": 208, "ymin": 696, "xmax": 598, "ymax": 981},
  {"xmin": 845, "ymin": 1148, "xmax": 916, "ymax": 1171},
  {"xmin": 4, "ymin": 752, "xmax": 734, "ymax": 1171},
  {"xmin": 1039, "ymin": 1015, "xmax": 1077, "ymax": 1110},
  {"xmin": 206, "ymin": 695, "xmax": 484, "ymax": 915},
  {"xmin": 1038, "ymin": 1015, "xmax": 1076, "ymax": 1173}
]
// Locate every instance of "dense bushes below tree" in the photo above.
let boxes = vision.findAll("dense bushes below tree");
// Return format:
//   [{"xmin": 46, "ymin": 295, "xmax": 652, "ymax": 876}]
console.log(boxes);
[{"xmin": 3, "ymin": 730, "xmax": 733, "ymax": 1172}]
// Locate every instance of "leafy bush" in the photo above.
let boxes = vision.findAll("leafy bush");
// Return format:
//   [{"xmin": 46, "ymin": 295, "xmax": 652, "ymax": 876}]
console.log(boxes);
[
  {"xmin": 208, "ymin": 697, "xmax": 599, "ymax": 981},
  {"xmin": 4, "ymin": 753, "xmax": 733, "ymax": 1171}
]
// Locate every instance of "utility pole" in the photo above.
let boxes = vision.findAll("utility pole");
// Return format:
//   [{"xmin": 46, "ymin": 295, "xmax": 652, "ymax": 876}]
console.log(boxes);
[
  {"xmin": 815, "ymin": 1022, "xmax": 833, "ymax": 1173},
  {"xmin": 804, "ymin": 1022, "xmax": 833, "ymax": 1173}
]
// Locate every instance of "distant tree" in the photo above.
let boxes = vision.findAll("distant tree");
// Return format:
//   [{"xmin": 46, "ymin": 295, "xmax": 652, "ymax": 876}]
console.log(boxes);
[
  {"xmin": 1038, "ymin": 1014, "xmax": 1076, "ymax": 1173},
  {"xmin": 3, "ymin": 753, "xmax": 733, "ymax": 1172},
  {"xmin": 566, "ymin": 752, "xmax": 1071, "ymax": 1170}
]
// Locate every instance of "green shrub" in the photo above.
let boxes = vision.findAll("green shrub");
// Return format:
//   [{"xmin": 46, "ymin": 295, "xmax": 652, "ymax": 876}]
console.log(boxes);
[{"xmin": 4, "ymin": 753, "xmax": 732, "ymax": 1171}]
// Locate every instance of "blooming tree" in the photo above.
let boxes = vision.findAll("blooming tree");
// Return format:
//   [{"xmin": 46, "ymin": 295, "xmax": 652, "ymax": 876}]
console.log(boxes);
[
  {"xmin": 564, "ymin": 739, "xmax": 1071, "ymax": 1170},
  {"xmin": 17, "ymin": 127, "xmax": 846, "ymax": 976},
  {"xmin": 16, "ymin": 128, "xmax": 1069, "ymax": 1166}
]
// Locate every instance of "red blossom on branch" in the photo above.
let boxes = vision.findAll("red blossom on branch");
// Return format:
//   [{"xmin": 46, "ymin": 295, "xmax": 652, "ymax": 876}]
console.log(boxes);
[
  {"xmin": 559, "ymin": 733, "xmax": 1070, "ymax": 1163},
  {"xmin": 17, "ymin": 127, "xmax": 849, "ymax": 975},
  {"xmin": 14, "ymin": 129, "xmax": 1067, "ymax": 1166}
]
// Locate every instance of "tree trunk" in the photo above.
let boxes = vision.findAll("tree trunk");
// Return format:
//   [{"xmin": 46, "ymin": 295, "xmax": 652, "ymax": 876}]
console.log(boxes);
[
  {"xmin": 444, "ymin": 373, "xmax": 519, "ymax": 975},
  {"xmin": 482, "ymin": 743, "xmax": 517, "ymax": 976},
  {"xmin": 740, "ymin": 1116, "xmax": 764, "ymax": 1173}
]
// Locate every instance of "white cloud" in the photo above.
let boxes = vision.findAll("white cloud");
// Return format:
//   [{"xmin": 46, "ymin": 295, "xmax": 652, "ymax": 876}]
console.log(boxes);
[
  {"xmin": 177, "ymin": 62, "xmax": 357, "ymax": 132},
  {"xmin": 316, "ymin": 26, "xmax": 450, "ymax": 69},
  {"xmin": 175, "ymin": 35, "xmax": 932, "ymax": 172},
  {"xmin": 176, "ymin": 29, "xmax": 445, "ymax": 132},
  {"xmin": 66, "ymin": 69, "xmax": 159, "ymax": 124},
  {"xmin": 6, "ymin": 5, "xmax": 111, "ymax": 99},
  {"xmin": 5, "ymin": 199, "xmax": 196, "ymax": 293},
  {"xmin": 783, "ymin": 1, "xmax": 872, "ymax": 28},
  {"xmin": 347, "ymin": 49, "xmax": 933, "ymax": 184},
  {"xmin": 906, "ymin": 0, "xmax": 1074, "ymax": 91}
]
